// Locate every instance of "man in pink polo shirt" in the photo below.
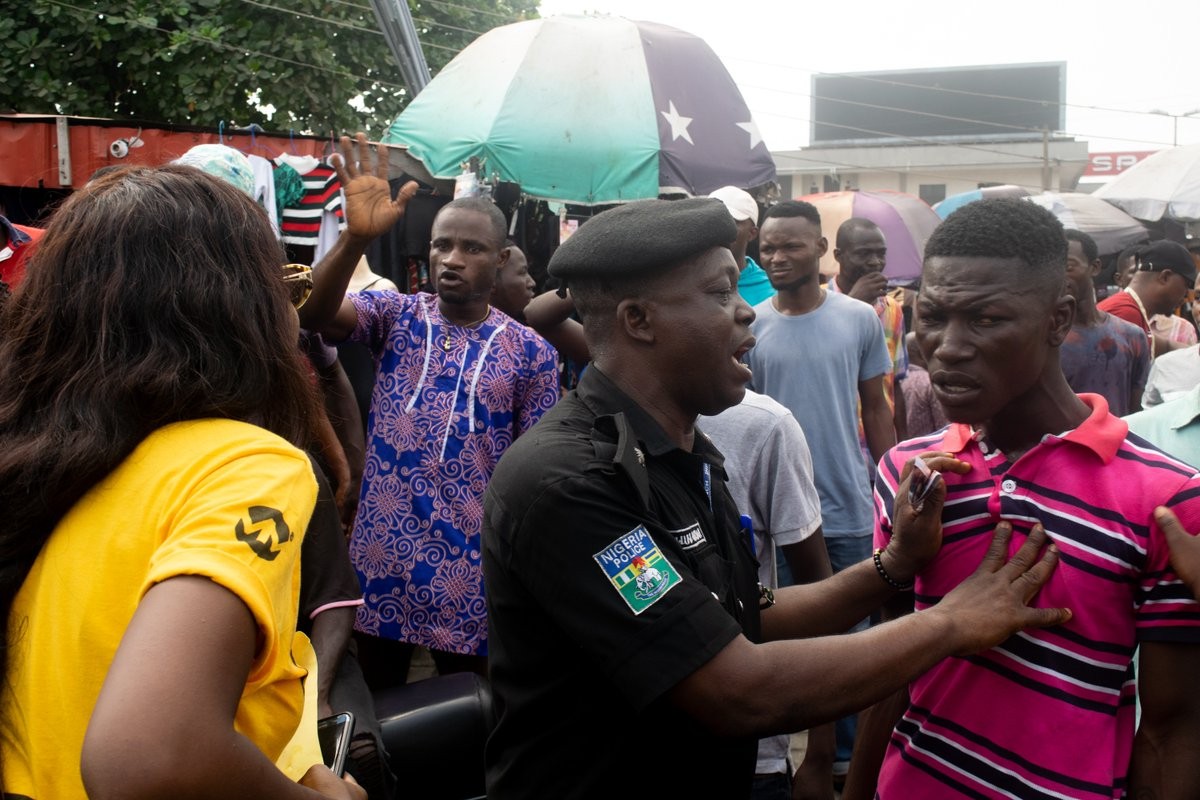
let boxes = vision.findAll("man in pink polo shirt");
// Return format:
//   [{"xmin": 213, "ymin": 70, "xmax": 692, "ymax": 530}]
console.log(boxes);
[{"xmin": 846, "ymin": 199, "xmax": 1200, "ymax": 800}]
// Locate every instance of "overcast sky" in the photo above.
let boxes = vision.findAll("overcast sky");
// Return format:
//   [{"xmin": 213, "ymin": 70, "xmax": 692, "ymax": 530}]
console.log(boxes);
[{"xmin": 536, "ymin": 0, "xmax": 1200, "ymax": 154}]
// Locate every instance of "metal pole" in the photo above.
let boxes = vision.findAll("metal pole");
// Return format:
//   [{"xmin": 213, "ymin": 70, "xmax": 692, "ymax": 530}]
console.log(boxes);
[
  {"xmin": 1041, "ymin": 128, "xmax": 1050, "ymax": 191},
  {"xmin": 369, "ymin": 0, "xmax": 432, "ymax": 97},
  {"xmin": 55, "ymin": 116, "xmax": 72, "ymax": 186}
]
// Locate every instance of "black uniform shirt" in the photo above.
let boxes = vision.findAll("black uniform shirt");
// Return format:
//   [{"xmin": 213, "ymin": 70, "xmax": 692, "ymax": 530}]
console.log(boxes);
[{"xmin": 483, "ymin": 367, "xmax": 762, "ymax": 799}]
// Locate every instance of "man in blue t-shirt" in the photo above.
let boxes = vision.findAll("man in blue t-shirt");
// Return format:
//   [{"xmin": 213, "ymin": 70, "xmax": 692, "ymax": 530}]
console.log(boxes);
[{"xmin": 745, "ymin": 200, "xmax": 895, "ymax": 783}]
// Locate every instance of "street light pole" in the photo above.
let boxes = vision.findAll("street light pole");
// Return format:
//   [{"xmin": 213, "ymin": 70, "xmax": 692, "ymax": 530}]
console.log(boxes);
[{"xmin": 1150, "ymin": 108, "xmax": 1200, "ymax": 146}]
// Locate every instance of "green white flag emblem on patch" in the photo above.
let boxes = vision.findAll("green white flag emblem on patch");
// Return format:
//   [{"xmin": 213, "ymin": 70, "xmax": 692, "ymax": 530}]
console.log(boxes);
[{"xmin": 594, "ymin": 525, "xmax": 680, "ymax": 615}]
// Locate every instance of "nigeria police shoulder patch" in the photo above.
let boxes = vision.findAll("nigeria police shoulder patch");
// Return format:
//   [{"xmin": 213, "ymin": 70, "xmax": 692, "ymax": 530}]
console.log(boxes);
[{"xmin": 593, "ymin": 525, "xmax": 681, "ymax": 615}]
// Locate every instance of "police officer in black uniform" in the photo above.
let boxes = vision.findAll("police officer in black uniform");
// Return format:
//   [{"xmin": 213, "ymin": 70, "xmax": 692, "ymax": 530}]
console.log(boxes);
[{"xmin": 481, "ymin": 197, "xmax": 1071, "ymax": 800}]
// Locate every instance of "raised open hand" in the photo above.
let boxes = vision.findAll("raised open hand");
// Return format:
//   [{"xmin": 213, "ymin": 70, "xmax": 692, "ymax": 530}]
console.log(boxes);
[
  {"xmin": 933, "ymin": 522, "xmax": 1072, "ymax": 655},
  {"xmin": 332, "ymin": 132, "xmax": 419, "ymax": 242}
]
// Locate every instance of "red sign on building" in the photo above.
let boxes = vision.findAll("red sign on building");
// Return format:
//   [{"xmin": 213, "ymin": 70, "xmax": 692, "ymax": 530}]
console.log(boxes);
[{"xmin": 1085, "ymin": 151, "xmax": 1157, "ymax": 177}]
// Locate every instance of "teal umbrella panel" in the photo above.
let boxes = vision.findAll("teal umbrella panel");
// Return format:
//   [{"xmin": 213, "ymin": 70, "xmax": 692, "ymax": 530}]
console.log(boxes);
[{"xmin": 384, "ymin": 15, "xmax": 775, "ymax": 205}]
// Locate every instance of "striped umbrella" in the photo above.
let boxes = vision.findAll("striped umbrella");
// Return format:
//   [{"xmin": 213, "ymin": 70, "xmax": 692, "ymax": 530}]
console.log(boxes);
[
  {"xmin": 384, "ymin": 15, "xmax": 776, "ymax": 205},
  {"xmin": 795, "ymin": 190, "xmax": 941, "ymax": 286}
]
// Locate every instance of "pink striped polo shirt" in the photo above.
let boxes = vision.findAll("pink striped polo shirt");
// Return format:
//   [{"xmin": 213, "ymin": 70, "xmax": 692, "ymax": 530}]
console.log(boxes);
[{"xmin": 873, "ymin": 393, "xmax": 1200, "ymax": 799}]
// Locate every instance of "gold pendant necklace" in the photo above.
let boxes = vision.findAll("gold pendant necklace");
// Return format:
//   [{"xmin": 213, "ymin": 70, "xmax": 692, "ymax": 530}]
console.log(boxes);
[{"xmin": 441, "ymin": 306, "xmax": 491, "ymax": 351}]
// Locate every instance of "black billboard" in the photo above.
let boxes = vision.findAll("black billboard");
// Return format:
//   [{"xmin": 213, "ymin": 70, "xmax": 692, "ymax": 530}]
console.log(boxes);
[{"xmin": 811, "ymin": 63, "xmax": 1066, "ymax": 144}]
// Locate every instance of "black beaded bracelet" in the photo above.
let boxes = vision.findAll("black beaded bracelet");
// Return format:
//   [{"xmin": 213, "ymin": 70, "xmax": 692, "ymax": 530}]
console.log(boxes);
[{"xmin": 873, "ymin": 547, "xmax": 914, "ymax": 591}]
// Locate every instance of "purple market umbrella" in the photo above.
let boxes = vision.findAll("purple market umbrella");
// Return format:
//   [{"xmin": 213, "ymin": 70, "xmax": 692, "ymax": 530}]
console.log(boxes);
[{"xmin": 796, "ymin": 190, "xmax": 942, "ymax": 286}]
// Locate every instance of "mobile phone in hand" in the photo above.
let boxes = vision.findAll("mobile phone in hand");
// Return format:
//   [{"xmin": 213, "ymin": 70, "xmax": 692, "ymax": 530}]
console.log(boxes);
[
  {"xmin": 317, "ymin": 711, "xmax": 355, "ymax": 777},
  {"xmin": 908, "ymin": 456, "xmax": 941, "ymax": 514}
]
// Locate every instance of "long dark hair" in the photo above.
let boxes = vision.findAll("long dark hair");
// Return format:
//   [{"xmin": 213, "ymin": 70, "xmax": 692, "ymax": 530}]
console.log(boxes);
[{"xmin": 0, "ymin": 166, "xmax": 320, "ymax": 717}]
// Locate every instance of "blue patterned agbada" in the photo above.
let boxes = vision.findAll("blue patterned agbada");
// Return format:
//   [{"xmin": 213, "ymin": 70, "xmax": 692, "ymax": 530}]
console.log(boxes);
[{"xmin": 347, "ymin": 291, "xmax": 559, "ymax": 655}]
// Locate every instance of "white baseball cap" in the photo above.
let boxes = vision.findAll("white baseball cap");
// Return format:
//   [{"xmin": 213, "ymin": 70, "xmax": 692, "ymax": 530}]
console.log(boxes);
[{"xmin": 707, "ymin": 186, "xmax": 758, "ymax": 222}]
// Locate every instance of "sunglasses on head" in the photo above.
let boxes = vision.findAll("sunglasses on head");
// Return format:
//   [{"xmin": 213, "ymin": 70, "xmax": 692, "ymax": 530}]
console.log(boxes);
[{"xmin": 281, "ymin": 263, "xmax": 314, "ymax": 309}]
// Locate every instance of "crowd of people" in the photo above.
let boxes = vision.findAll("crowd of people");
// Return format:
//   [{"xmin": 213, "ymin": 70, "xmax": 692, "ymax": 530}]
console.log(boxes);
[{"xmin": 0, "ymin": 129, "xmax": 1199, "ymax": 800}]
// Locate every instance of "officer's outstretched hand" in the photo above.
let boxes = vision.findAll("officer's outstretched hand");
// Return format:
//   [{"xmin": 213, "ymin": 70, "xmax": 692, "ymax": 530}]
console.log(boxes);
[
  {"xmin": 332, "ymin": 132, "xmax": 418, "ymax": 243},
  {"xmin": 1155, "ymin": 505, "xmax": 1200, "ymax": 600},
  {"xmin": 930, "ymin": 522, "xmax": 1071, "ymax": 655},
  {"xmin": 882, "ymin": 452, "xmax": 971, "ymax": 585}
]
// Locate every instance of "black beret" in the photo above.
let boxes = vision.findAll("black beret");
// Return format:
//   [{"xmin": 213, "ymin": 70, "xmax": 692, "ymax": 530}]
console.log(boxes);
[
  {"xmin": 1137, "ymin": 240, "xmax": 1198, "ymax": 285},
  {"xmin": 548, "ymin": 197, "xmax": 736, "ymax": 281}
]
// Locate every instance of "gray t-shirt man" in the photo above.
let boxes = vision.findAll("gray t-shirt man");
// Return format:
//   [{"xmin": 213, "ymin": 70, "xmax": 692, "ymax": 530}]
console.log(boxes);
[{"xmin": 701, "ymin": 389, "xmax": 823, "ymax": 778}]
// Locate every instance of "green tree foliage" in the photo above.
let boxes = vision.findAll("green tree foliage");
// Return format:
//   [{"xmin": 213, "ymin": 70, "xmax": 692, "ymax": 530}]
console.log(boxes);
[{"xmin": 0, "ymin": 0, "xmax": 538, "ymax": 134}]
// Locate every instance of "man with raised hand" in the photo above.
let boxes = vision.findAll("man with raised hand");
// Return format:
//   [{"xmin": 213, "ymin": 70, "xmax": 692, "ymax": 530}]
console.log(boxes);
[{"xmin": 301, "ymin": 134, "xmax": 560, "ymax": 685}]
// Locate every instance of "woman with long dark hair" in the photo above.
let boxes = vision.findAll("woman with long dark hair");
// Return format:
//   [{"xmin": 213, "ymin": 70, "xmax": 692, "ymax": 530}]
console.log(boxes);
[{"xmin": 0, "ymin": 166, "xmax": 363, "ymax": 799}]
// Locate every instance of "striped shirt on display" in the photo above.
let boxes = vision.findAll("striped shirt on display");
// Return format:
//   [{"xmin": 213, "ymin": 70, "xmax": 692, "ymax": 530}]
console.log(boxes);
[{"xmin": 280, "ymin": 163, "xmax": 344, "ymax": 245}]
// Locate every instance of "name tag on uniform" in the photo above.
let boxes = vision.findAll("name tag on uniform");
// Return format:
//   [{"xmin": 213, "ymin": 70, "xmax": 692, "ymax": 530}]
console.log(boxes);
[
  {"xmin": 670, "ymin": 522, "xmax": 707, "ymax": 551},
  {"xmin": 593, "ymin": 525, "xmax": 681, "ymax": 615}
]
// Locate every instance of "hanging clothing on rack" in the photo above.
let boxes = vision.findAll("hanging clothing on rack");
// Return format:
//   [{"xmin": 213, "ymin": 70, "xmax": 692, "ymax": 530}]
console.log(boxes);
[
  {"xmin": 247, "ymin": 154, "xmax": 281, "ymax": 236},
  {"xmin": 312, "ymin": 156, "xmax": 349, "ymax": 261},
  {"xmin": 275, "ymin": 154, "xmax": 344, "ymax": 247},
  {"xmin": 314, "ymin": 208, "xmax": 343, "ymax": 263},
  {"xmin": 273, "ymin": 163, "xmax": 304, "ymax": 233}
]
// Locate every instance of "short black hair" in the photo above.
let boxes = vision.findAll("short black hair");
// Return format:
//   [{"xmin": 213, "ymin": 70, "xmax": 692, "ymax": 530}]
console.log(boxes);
[
  {"xmin": 925, "ymin": 198, "xmax": 1066, "ymax": 301},
  {"xmin": 1064, "ymin": 229, "xmax": 1098, "ymax": 264},
  {"xmin": 439, "ymin": 197, "xmax": 508, "ymax": 247},
  {"xmin": 836, "ymin": 217, "xmax": 882, "ymax": 250},
  {"xmin": 762, "ymin": 200, "xmax": 821, "ymax": 229},
  {"xmin": 570, "ymin": 271, "xmax": 664, "ymax": 355}
]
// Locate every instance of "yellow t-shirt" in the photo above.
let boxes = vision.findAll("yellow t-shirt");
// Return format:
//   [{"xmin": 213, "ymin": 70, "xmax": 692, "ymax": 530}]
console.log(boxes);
[{"xmin": 0, "ymin": 419, "xmax": 318, "ymax": 799}]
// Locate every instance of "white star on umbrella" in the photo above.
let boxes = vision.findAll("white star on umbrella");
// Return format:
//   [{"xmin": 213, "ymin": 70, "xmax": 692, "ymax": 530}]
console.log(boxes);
[
  {"xmin": 737, "ymin": 120, "xmax": 763, "ymax": 149},
  {"xmin": 660, "ymin": 101, "xmax": 694, "ymax": 145}
]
